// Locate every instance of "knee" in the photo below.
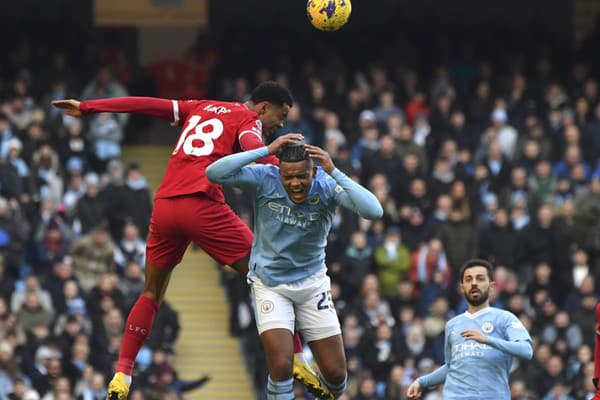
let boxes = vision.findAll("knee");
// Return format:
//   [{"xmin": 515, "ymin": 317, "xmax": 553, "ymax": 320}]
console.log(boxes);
[
  {"xmin": 269, "ymin": 355, "xmax": 293, "ymax": 381},
  {"xmin": 321, "ymin": 366, "xmax": 347, "ymax": 386}
]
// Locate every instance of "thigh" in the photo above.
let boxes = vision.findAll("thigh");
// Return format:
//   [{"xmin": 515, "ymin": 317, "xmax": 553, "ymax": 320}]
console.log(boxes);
[
  {"xmin": 294, "ymin": 274, "xmax": 341, "ymax": 343},
  {"xmin": 250, "ymin": 278, "xmax": 295, "ymax": 336},
  {"xmin": 180, "ymin": 196, "xmax": 253, "ymax": 266},
  {"xmin": 146, "ymin": 198, "xmax": 190, "ymax": 268}
]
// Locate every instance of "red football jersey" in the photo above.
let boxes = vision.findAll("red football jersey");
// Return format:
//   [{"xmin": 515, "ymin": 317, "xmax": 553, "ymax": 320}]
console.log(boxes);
[{"xmin": 80, "ymin": 97, "xmax": 278, "ymax": 203}]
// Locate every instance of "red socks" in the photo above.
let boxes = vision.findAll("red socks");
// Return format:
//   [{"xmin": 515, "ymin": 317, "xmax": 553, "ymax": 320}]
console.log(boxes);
[
  {"xmin": 116, "ymin": 295, "xmax": 159, "ymax": 375},
  {"xmin": 293, "ymin": 332, "xmax": 303, "ymax": 354}
]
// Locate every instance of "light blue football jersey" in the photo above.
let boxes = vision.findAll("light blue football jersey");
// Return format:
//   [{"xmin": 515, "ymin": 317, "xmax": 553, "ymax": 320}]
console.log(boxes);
[
  {"xmin": 206, "ymin": 147, "xmax": 382, "ymax": 286},
  {"xmin": 442, "ymin": 307, "xmax": 532, "ymax": 399}
]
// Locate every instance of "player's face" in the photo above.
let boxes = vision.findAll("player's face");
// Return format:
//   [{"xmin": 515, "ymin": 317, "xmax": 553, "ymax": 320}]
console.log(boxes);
[
  {"xmin": 461, "ymin": 266, "xmax": 493, "ymax": 307},
  {"xmin": 259, "ymin": 103, "xmax": 291, "ymax": 136},
  {"xmin": 279, "ymin": 160, "xmax": 317, "ymax": 204}
]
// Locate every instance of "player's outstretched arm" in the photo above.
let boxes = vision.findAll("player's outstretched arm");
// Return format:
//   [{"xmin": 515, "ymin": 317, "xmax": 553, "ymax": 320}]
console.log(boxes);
[
  {"xmin": 207, "ymin": 133, "xmax": 303, "ymax": 186},
  {"xmin": 53, "ymin": 96, "xmax": 180, "ymax": 122},
  {"xmin": 305, "ymin": 144, "xmax": 383, "ymax": 220}
]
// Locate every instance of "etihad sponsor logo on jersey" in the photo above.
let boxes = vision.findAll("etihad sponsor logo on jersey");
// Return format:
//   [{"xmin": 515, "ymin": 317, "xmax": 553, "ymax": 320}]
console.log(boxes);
[
  {"xmin": 452, "ymin": 341, "xmax": 490, "ymax": 359},
  {"xmin": 268, "ymin": 202, "xmax": 320, "ymax": 227},
  {"xmin": 203, "ymin": 104, "xmax": 232, "ymax": 115}
]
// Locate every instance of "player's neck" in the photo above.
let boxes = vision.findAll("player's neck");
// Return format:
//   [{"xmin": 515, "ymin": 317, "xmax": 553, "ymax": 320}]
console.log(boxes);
[{"xmin": 467, "ymin": 302, "xmax": 490, "ymax": 314}]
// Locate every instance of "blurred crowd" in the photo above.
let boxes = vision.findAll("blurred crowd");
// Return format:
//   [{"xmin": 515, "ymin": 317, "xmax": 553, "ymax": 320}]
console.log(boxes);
[{"xmin": 0, "ymin": 26, "xmax": 599, "ymax": 400}]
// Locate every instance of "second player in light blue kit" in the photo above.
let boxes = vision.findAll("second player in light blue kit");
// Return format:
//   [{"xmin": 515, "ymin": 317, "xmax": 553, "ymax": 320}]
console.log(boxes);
[
  {"xmin": 206, "ymin": 134, "xmax": 383, "ymax": 400},
  {"xmin": 407, "ymin": 259, "xmax": 533, "ymax": 400}
]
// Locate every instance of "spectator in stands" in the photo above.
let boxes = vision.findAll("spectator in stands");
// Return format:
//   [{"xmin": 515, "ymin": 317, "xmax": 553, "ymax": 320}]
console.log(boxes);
[
  {"xmin": 0, "ymin": 260, "xmax": 15, "ymax": 303},
  {"xmin": 81, "ymin": 66, "xmax": 128, "ymax": 107},
  {"xmin": 11, "ymin": 276, "xmax": 53, "ymax": 314},
  {"xmin": 118, "ymin": 262, "xmax": 145, "ymax": 313},
  {"xmin": 99, "ymin": 160, "xmax": 131, "ymax": 240},
  {"xmin": 114, "ymin": 223, "xmax": 145, "ymax": 271},
  {"xmin": 75, "ymin": 173, "xmax": 104, "ymax": 235},
  {"xmin": 56, "ymin": 118, "xmax": 91, "ymax": 174},
  {"xmin": 337, "ymin": 231, "xmax": 374, "ymax": 300},
  {"xmin": 123, "ymin": 163, "xmax": 152, "ymax": 238},
  {"xmin": 16, "ymin": 292, "xmax": 54, "ymax": 333},
  {"xmin": 372, "ymin": 227, "xmax": 410, "ymax": 297},
  {"xmin": 69, "ymin": 224, "xmax": 116, "ymax": 292},
  {"xmin": 88, "ymin": 113, "xmax": 123, "ymax": 173}
]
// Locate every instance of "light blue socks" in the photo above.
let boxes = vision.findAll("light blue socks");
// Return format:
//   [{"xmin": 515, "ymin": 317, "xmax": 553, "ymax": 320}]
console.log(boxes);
[{"xmin": 267, "ymin": 376, "xmax": 294, "ymax": 400}]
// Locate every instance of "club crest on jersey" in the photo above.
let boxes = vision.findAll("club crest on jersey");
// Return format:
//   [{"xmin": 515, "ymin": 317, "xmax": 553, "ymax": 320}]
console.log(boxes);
[
  {"xmin": 482, "ymin": 321, "xmax": 494, "ymax": 333},
  {"xmin": 261, "ymin": 300, "xmax": 274, "ymax": 314},
  {"xmin": 309, "ymin": 195, "xmax": 320, "ymax": 205}
]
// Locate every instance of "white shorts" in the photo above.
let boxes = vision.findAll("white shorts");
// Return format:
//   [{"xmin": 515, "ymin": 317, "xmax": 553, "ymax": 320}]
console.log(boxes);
[{"xmin": 249, "ymin": 270, "xmax": 342, "ymax": 342}]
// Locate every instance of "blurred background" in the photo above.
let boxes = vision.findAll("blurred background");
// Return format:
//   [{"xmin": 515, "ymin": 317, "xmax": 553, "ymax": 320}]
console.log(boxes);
[{"xmin": 0, "ymin": 0, "xmax": 599, "ymax": 399}]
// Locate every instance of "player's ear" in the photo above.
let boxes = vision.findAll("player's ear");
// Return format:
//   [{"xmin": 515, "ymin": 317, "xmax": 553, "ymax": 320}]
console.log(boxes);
[
  {"xmin": 312, "ymin": 165, "xmax": 317, "ymax": 178},
  {"xmin": 257, "ymin": 101, "xmax": 269, "ymax": 115}
]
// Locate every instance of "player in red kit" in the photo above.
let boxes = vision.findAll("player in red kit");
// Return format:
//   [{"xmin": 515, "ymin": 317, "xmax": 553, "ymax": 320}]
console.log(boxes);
[{"xmin": 52, "ymin": 82, "xmax": 332, "ymax": 400}]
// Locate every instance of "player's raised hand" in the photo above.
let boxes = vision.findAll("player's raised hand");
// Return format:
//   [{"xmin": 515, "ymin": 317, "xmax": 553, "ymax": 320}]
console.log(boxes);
[
  {"xmin": 460, "ymin": 329, "xmax": 487, "ymax": 343},
  {"xmin": 51, "ymin": 99, "xmax": 83, "ymax": 117},
  {"xmin": 406, "ymin": 380, "xmax": 422, "ymax": 399},
  {"xmin": 267, "ymin": 133, "xmax": 304, "ymax": 155},
  {"xmin": 305, "ymin": 144, "xmax": 335, "ymax": 174}
]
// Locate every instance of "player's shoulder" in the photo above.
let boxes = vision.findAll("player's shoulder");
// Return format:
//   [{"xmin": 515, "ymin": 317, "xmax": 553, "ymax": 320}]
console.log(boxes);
[
  {"xmin": 482, "ymin": 307, "xmax": 519, "ymax": 328},
  {"xmin": 193, "ymin": 100, "xmax": 256, "ymax": 119},
  {"xmin": 446, "ymin": 313, "xmax": 466, "ymax": 328},
  {"xmin": 489, "ymin": 307, "xmax": 512, "ymax": 316},
  {"xmin": 490, "ymin": 307, "xmax": 518, "ymax": 321}
]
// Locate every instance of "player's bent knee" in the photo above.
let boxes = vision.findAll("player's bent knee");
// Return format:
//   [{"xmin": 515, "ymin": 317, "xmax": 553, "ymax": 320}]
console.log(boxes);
[{"xmin": 268, "ymin": 357, "xmax": 294, "ymax": 381}]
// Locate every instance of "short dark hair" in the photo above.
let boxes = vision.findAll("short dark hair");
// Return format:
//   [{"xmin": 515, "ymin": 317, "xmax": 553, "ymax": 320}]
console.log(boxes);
[
  {"xmin": 459, "ymin": 258, "xmax": 494, "ymax": 282},
  {"xmin": 279, "ymin": 140, "xmax": 309, "ymax": 163},
  {"xmin": 250, "ymin": 81, "xmax": 293, "ymax": 107}
]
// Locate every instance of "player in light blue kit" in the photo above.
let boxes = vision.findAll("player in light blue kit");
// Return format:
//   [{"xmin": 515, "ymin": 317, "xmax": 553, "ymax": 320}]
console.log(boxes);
[
  {"xmin": 407, "ymin": 259, "xmax": 533, "ymax": 400},
  {"xmin": 206, "ymin": 134, "xmax": 383, "ymax": 400}
]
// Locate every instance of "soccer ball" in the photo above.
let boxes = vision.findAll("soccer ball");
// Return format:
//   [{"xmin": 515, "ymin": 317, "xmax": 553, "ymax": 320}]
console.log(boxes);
[{"xmin": 306, "ymin": 0, "xmax": 352, "ymax": 31}]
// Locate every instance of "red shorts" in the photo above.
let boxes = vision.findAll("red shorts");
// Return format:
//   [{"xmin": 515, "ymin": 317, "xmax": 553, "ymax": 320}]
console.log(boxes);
[{"xmin": 146, "ymin": 193, "xmax": 253, "ymax": 268}]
